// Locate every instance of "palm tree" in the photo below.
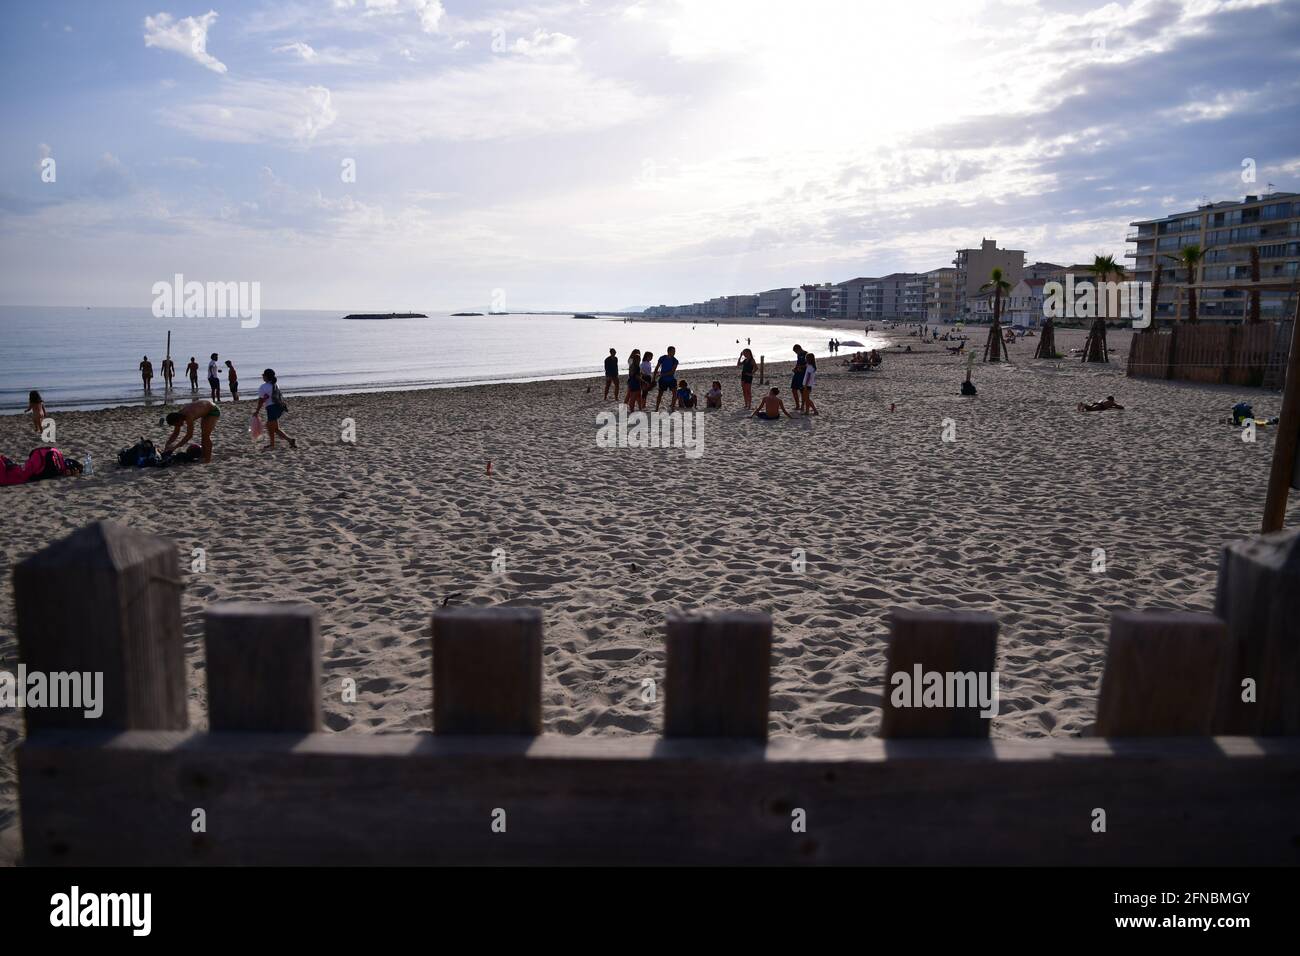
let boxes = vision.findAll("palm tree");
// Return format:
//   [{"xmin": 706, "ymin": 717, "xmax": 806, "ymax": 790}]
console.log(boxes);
[
  {"xmin": 981, "ymin": 267, "xmax": 1012, "ymax": 362},
  {"xmin": 1166, "ymin": 244, "xmax": 1204, "ymax": 324},
  {"xmin": 1082, "ymin": 254, "xmax": 1124, "ymax": 362}
]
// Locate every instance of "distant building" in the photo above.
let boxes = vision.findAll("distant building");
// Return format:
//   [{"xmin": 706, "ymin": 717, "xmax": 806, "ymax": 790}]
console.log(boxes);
[
  {"xmin": 758, "ymin": 287, "xmax": 797, "ymax": 317},
  {"xmin": 1005, "ymin": 278, "xmax": 1047, "ymax": 327},
  {"xmin": 954, "ymin": 238, "xmax": 1026, "ymax": 317},
  {"xmin": 1024, "ymin": 261, "xmax": 1068, "ymax": 281},
  {"xmin": 835, "ymin": 277, "xmax": 878, "ymax": 320},
  {"xmin": 925, "ymin": 267, "xmax": 961, "ymax": 323},
  {"xmin": 800, "ymin": 283, "xmax": 841, "ymax": 319},
  {"xmin": 1127, "ymin": 191, "xmax": 1300, "ymax": 323},
  {"xmin": 861, "ymin": 273, "xmax": 924, "ymax": 321}
]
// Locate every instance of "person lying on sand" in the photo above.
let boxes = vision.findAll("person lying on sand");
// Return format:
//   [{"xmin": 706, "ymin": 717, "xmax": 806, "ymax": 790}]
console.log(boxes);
[
  {"xmin": 752, "ymin": 387, "xmax": 792, "ymax": 420},
  {"xmin": 162, "ymin": 399, "xmax": 220, "ymax": 463},
  {"xmin": 1077, "ymin": 395, "xmax": 1124, "ymax": 413}
]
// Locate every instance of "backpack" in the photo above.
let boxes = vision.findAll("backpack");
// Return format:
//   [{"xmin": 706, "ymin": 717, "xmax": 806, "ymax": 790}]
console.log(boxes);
[
  {"xmin": 272, "ymin": 384, "xmax": 288, "ymax": 411},
  {"xmin": 117, "ymin": 438, "xmax": 159, "ymax": 468}
]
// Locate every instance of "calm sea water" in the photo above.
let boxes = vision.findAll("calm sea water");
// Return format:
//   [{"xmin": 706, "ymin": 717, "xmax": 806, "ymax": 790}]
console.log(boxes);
[{"xmin": 0, "ymin": 307, "xmax": 884, "ymax": 412}]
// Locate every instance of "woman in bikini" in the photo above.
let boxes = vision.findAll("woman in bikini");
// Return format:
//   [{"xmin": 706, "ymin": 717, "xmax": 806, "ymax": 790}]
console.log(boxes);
[{"xmin": 737, "ymin": 348, "xmax": 756, "ymax": 409}]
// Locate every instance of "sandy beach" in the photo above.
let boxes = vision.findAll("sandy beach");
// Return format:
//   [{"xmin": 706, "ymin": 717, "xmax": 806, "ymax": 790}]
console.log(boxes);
[{"xmin": 0, "ymin": 325, "xmax": 1289, "ymax": 864}]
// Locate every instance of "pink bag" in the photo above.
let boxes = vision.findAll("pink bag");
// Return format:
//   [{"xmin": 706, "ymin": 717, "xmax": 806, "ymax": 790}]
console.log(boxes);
[{"xmin": 249, "ymin": 414, "xmax": 264, "ymax": 439}]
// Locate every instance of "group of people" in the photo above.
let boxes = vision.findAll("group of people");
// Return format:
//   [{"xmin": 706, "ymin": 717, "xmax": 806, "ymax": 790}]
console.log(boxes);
[
  {"xmin": 139, "ymin": 352, "xmax": 242, "ymax": 402},
  {"xmin": 600, "ymin": 342, "xmax": 824, "ymax": 419}
]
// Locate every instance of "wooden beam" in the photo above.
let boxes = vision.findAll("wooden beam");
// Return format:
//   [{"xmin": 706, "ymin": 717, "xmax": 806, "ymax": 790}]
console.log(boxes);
[
  {"xmin": 204, "ymin": 602, "xmax": 321, "ymax": 733},
  {"xmin": 1095, "ymin": 611, "xmax": 1228, "ymax": 736},
  {"xmin": 664, "ymin": 610, "xmax": 771, "ymax": 739},
  {"xmin": 432, "ymin": 606, "xmax": 542, "ymax": 735},
  {"xmin": 881, "ymin": 609, "xmax": 999, "ymax": 738},
  {"xmin": 17, "ymin": 731, "xmax": 1300, "ymax": 866},
  {"xmin": 11, "ymin": 521, "xmax": 187, "ymax": 732},
  {"xmin": 1215, "ymin": 530, "xmax": 1300, "ymax": 734},
  {"xmin": 1262, "ymin": 296, "xmax": 1300, "ymax": 531}
]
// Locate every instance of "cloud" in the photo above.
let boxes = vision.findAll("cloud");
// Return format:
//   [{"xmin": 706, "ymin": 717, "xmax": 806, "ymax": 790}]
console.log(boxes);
[
  {"xmin": 162, "ymin": 82, "xmax": 338, "ymax": 144},
  {"xmin": 274, "ymin": 41, "xmax": 318, "ymax": 61},
  {"xmin": 332, "ymin": 0, "xmax": 445, "ymax": 33},
  {"xmin": 143, "ymin": 10, "xmax": 227, "ymax": 74},
  {"xmin": 511, "ymin": 29, "xmax": 578, "ymax": 57}
]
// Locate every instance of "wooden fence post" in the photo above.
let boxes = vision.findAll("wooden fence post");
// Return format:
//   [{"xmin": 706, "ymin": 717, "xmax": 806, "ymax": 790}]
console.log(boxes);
[
  {"xmin": 881, "ymin": 609, "xmax": 999, "ymax": 738},
  {"xmin": 1095, "ymin": 611, "xmax": 1229, "ymax": 736},
  {"xmin": 664, "ymin": 611, "xmax": 771, "ymax": 739},
  {"xmin": 1215, "ymin": 530, "xmax": 1300, "ymax": 734},
  {"xmin": 432, "ymin": 606, "xmax": 542, "ymax": 734},
  {"xmin": 12, "ymin": 521, "xmax": 187, "ymax": 732},
  {"xmin": 205, "ymin": 602, "xmax": 321, "ymax": 732}
]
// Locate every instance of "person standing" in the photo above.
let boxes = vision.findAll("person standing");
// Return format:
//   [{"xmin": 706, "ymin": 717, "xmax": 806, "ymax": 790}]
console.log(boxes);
[
  {"xmin": 789, "ymin": 345, "xmax": 806, "ymax": 412},
  {"xmin": 638, "ymin": 350, "xmax": 654, "ymax": 411},
  {"xmin": 603, "ymin": 348, "xmax": 620, "ymax": 401},
  {"xmin": 801, "ymin": 352, "xmax": 819, "ymax": 416},
  {"xmin": 207, "ymin": 353, "xmax": 222, "ymax": 402},
  {"xmin": 161, "ymin": 356, "xmax": 175, "ymax": 390},
  {"xmin": 738, "ymin": 348, "xmax": 756, "ymax": 409},
  {"xmin": 654, "ymin": 346, "xmax": 679, "ymax": 411},
  {"xmin": 625, "ymin": 349, "xmax": 642, "ymax": 411},
  {"xmin": 254, "ymin": 368, "xmax": 297, "ymax": 450},
  {"xmin": 225, "ymin": 360, "xmax": 239, "ymax": 402},
  {"xmin": 139, "ymin": 356, "xmax": 153, "ymax": 393},
  {"xmin": 27, "ymin": 391, "xmax": 46, "ymax": 435},
  {"xmin": 186, "ymin": 357, "xmax": 200, "ymax": 391}
]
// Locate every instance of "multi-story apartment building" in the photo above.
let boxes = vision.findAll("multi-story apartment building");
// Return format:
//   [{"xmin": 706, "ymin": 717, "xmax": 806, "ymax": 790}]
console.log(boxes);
[
  {"xmin": 799, "ymin": 283, "xmax": 841, "ymax": 318},
  {"xmin": 835, "ymin": 277, "xmax": 877, "ymax": 320},
  {"xmin": 1126, "ymin": 192, "xmax": 1300, "ymax": 323},
  {"xmin": 860, "ymin": 273, "xmax": 924, "ymax": 321},
  {"xmin": 924, "ymin": 267, "xmax": 961, "ymax": 323},
  {"xmin": 1024, "ymin": 261, "xmax": 1068, "ymax": 281},
  {"xmin": 954, "ymin": 238, "xmax": 1026, "ymax": 317},
  {"xmin": 757, "ymin": 287, "xmax": 797, "ymax": 317}
]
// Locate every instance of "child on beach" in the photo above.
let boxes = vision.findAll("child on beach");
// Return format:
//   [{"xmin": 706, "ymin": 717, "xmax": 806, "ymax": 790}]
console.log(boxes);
[
  {"xmin": 705, "ymin": 381, "xmax": 722, "ymax": 409},
  {"xmin": 673, "ymin": 379, "xmax": 696, "ymax": 410},
  {"xmin": 752, "ymin": 387, "xmax": 792, "ymax": 420},
  {"xmin": 639, "ymin": 351, "xmax": 654, "ymax": 410},
  {"xmin": 625, "ymin": 349, "xmax": 642, "ymax": 410},
  {"xmin": 801, "ymin": 353, "xmax": 818, "ymax": 416},
  {"xmin": 27, "ymin": 391, "xmax": 46, "ymax": 435}
]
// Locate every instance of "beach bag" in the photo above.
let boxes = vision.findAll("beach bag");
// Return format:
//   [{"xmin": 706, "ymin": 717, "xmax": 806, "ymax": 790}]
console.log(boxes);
[
  {"xmin": 117, "ymin": 438, "xmax": 159, "ymax": 468},
  {"xmin": 272, "ymin": 384, "xmax": 288, "ymax": 411},
  {"xmin": 249, "ymin": 414, "xmax": 264, "ymax": 439}
]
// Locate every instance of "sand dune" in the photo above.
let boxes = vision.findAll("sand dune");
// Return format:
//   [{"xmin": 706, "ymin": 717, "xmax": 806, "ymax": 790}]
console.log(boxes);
[{"xmin": 0, "ymin": 325, "xmax": 1288, "ymax": 863}]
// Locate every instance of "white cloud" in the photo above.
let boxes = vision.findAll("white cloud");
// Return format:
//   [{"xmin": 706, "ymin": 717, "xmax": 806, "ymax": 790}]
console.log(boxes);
[
  {"xmin": 511, "ymin": 29, "xmax": 577, "ymax": 57},
  {"xmin": 274, "ymin": 41, "xmax": 318, "ymax": 61},
  {"xmin": 162, "ymin": 82, "xmax": 338, "ymax": 145},
  {"xmin": 143, "ymin": 10, "xmax": 228, "ymax": 74},
  {"xmin": 333, "ymin": 0, "xmax": 444, "ymax": 33}
]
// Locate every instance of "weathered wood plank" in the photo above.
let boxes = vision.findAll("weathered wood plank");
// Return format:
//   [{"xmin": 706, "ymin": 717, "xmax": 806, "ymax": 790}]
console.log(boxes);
[
  {"xmin": 204, "ymin": 602, "xmax": 321, "ymax": 732},
  {"xmin": 1215, "ymin": 529, "xmax": 1300, "ymax": 734},
  {"xmin": 664, "ymin": 610, "xmax": 771, "ymax": 739},
  {"xmin": 12, "ymin": 521, "xmax": 187, "ymax": 732},
  {"xmin": 17, "ymin": 731, "xmax": 1300, "ymax": 866},
  {"xmin": 1095, "ymin": 611, "xmax": 1228, "ymax": 736},
  {"xmin": 881, "ymin": 609, "xmax": 999, "ymax": 738},
  {"xmin": 432, "ymin": 606, "xmax": 542, "ymax": 735}
]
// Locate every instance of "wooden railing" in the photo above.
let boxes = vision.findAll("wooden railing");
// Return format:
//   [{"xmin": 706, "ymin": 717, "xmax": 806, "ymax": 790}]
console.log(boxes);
[
  {"xmin": 1127, "ymin": 320, "xmax": 1290, "ymax": 386},
  {"xmin": 12, "ymin": 521, "xmax": 1300, "ymax": 865}
]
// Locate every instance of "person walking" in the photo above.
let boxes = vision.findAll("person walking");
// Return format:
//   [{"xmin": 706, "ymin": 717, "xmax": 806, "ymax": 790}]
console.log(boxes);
[
  {"xmin": 801, "ymin": 352, "xmax": 819, "ymax": 416},
  {"xmin": 186, "ymin": 356, "xmax": 200, "ymax": 391},
  {"xmin": 253, "ymin": 369, "xmax": 297, "ymax": 450},
  {"xmin": 161, "ymin": 356, "xmax": 175, "ymax": 390},
  {"xmin": 139, "ymin": 355, "xmax": 153, "ymax": 393}
]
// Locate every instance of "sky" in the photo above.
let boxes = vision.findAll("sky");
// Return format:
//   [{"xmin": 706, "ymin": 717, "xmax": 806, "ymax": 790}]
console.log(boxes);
[{"xmin": 1, "ymin": 0, "xmax": 1299, "ymax": 312}]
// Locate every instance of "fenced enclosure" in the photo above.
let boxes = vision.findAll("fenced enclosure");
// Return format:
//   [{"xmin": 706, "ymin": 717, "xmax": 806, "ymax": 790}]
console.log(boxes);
[
  {"xmin": 12, "ymin": 521, "xmax": 1300, "ymax": 865},
  {"xmin": 1127, "ymin": 320, "xmax": 1291, "ymax": 387}
]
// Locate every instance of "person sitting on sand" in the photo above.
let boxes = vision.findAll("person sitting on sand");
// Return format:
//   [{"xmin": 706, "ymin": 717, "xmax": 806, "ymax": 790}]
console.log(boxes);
[
  {"xmin": 27, "ymin": 390, "xmax": 46, "ymax": 436},
  {"xmin": 752, "ymin": 387, "xmax": 792, "ymax": 420},
  {"xmin": 673, "ymin": 379, "xmax": 696, "ymax": 410},
  {"xmin": 1077, "ymin": 395, "xmax": 1124, "ymax": 413},
  {"xmin": 162, "ymin": 399, "xmax": 220, "ymax": 463},
  {"xmin": 705, "ymin": 380, "xmax": 723, "ymax": 409},
  {"xmin": 254, "ymin": 368, "xmax": 297, "ymax": 451}
]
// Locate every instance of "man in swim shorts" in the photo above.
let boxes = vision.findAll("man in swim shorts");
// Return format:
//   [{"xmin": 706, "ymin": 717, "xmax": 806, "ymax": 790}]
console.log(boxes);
[
  {"xmin": 603, "ymin": 348, "xmax": 620, "ymax": 401},
  {"xmin": 752, "ymin": 387, "xmax": 792, "ymax": 420},
  {"xmin": 654, "ymin": 346, "xmax": 680, "ymax": 411},
  {"xmin": 790, "ymin": 345, "xmax": 806, "ymax": 412},
  {"xmin": 162, "ymin": 399, "xmax": 220, "ymax": 463}
]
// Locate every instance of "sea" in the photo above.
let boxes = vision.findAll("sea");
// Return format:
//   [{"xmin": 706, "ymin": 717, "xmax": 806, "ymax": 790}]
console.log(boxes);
[{"xmin": 0, "ymin": 307, "xmax": 885, "ymax": 412}]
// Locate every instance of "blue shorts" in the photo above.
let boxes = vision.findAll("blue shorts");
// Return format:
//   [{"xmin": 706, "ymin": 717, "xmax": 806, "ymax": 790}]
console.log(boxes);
[
  {"xmin": 266, "ymin": 403, "xmax": 285, "ymax": 421},
  {"xmin": 627, "ymin": 377, "xmax": 641, "ymax": 392},
  {"xmin": 659, "ymin": 377, "xmax": 676, "ymax": 392},
  {"xmin": 791, "ymin": 375, "xmax": 804, "ymax": 389}
]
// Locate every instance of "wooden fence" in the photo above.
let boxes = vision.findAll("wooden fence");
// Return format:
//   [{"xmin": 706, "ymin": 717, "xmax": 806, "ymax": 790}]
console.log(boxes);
[
  {"xmin": 12, "ymin": 521, "xmax": 1300, "ymax": 865},
  {"xmin": 1127, "ymin": 320, "xmax": 1290, "ymax": 386}
]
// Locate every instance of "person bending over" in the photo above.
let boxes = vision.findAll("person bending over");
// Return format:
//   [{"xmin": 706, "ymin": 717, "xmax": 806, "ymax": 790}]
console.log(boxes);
[{"xmin": 162, "ymin": 399, "xmax": 220, "ymax": 463}]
